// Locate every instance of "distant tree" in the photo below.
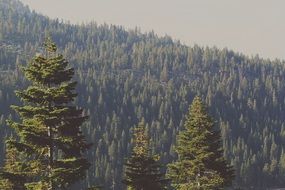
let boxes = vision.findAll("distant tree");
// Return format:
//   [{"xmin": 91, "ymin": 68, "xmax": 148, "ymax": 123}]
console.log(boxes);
[
  {"xmin": 167, "ymin": 96, "xmax": 234, "ymax": 189},
  {"xmin": 122, "ymin": 122, "xmax": 169, "ymax": 190},
  {"xmin": 0, "ymin": 37, "xmax": 91, "ymax": 189}
]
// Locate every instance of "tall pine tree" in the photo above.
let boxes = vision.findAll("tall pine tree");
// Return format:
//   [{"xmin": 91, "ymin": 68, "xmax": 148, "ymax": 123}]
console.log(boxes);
[
  {"xmin": 122, "ymin": 122, "xmax": 169, "ymax": 190},
  {"xmin": 0, "ymin": 37, "xmax": 91, "ymax": 189},
  {"xmin": 167, "ymin": 96, "xmax": 234, "ymax": 189}
]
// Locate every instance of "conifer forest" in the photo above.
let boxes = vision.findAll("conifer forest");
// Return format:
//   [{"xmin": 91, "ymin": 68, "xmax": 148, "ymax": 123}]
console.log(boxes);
[{"xmin": 0, "ymin": 0, "xmax": 285, "ymax": 189}]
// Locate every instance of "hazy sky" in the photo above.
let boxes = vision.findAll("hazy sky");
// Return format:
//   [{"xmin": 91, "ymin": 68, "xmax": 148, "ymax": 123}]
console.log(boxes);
[{"xmin": 20, "ymin": 0, "xmax": 285, "ymax": 60}]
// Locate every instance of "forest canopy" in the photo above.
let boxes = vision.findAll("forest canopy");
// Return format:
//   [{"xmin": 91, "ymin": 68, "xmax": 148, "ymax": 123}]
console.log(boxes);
[{"xmin": 0, "ymin": 0, "xmax": 285, "ymax": 189}]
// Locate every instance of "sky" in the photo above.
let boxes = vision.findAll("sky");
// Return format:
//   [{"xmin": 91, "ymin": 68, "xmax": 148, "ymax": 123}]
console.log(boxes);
[{"xmin": 20, "ymin": 0, "xmax": 285, "ymax": 60}]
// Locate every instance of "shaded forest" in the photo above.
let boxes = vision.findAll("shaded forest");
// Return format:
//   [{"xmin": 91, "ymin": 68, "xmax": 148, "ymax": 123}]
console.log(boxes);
[{"xmin": 1, "ymin": 0, "xmax": 285, "ymax": 189}]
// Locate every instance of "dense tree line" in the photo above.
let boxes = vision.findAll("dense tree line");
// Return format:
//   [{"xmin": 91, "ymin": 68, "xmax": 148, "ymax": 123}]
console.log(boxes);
[{"xmin": 1, "ymin": 0, "xmax": 285, "ymax": 189}]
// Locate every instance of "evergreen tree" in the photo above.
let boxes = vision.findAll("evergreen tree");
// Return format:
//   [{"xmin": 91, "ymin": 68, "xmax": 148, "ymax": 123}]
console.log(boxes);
[
  {"xmin": 167, "ymin": 96, "xmax": 234, "ymax": 189},
  {"xmin": 122, "ymin": 122, "xmax": 169, "ymax": 190},
  {"xmin": 0, "ymin": 37, "xmax": 91, "ymax": 189}
]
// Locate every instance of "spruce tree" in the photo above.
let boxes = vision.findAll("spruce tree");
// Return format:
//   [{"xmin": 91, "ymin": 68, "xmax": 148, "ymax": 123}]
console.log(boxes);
[
  {"xmin": 122, "ymin": 122, "xmax": 169, "ymax": 190},
  {"xmin": 167, "ymin": 96, "xmax": 234, "ymax": 190},
  {"xmin": 0, "ymin": 37, "xmax": 91, "ymax": 189}
]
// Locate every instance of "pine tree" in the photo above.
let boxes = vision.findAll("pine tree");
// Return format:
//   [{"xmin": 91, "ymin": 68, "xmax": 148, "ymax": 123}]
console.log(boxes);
[
  {"xmin": 167, "ymin": 96, "xmax": 234, "ymax": 190},
  {"xmin": 0, "ymin": 37, "xmax": 91, "ymax": 189},
  {"xmin": 122, "ymin": 122, "xmax": 169, "ymax": 190}
]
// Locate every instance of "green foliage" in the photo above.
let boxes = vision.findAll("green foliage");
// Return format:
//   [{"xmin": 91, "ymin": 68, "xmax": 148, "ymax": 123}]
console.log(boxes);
[
  {"xmin": 167, "ymin": 97, "xmax": 234, "ymax": 189},
  {"xmin": 0, "ymin": 142, "xmax": 27, "ymax": 190},
  {"xmin": 0, "ymin": 37, "xmax": 91, "ymax": 189},
  {"xmin": 1, "ymin": 0, "xmax": 285, "ymax": 189},
  {"xmin": 122, "ymin": 122, "xmax": 169, "ymax": 190}
]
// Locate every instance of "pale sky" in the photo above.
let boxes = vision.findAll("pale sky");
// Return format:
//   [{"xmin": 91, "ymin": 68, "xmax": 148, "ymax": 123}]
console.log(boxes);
[{"xmin": 20, "ymin": 0, "xmax": 285, "ymax": 60}]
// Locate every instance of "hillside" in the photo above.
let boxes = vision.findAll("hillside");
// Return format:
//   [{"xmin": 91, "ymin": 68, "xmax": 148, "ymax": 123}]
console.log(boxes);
[{"xmin": 1, "ymin": 0, "xmax": 285, "ymax": 189}]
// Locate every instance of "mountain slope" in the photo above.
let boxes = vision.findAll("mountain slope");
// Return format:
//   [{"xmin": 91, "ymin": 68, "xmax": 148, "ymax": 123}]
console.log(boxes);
[{"xmin": 1, "ymin": 0, "xmax": 285, "ymax": 189}]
